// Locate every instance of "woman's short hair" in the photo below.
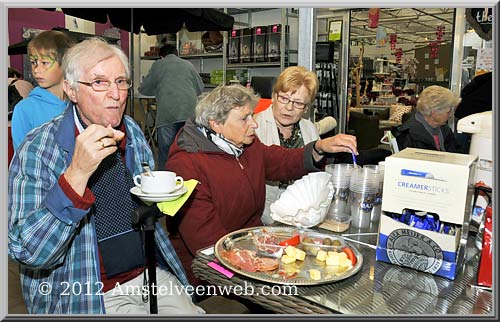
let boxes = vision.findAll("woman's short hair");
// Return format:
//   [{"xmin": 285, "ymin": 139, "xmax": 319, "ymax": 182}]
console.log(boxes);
[
  {"xmin": 27, "ymin": 30, "xmax": 75, "ymax": 65},
  {"xmin": 195, "ymin": 84, "xmax": 260, "ymax": 128},
  {"xmin": 416, "ymin": 85, "xmax": 461, "ymax": 116},
  {"xmin": 62, "ymin": 37, "xmax": 130, "ymax": 90},
  {"xmin": 272, "ymin": 66, "xmax": 319, "ymax": 105}
]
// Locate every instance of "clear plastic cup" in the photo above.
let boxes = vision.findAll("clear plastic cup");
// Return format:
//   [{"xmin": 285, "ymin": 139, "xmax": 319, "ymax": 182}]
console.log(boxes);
[
  {"xmin": 349, "ymin": 190, "xmax": 377, "ymax": 228},
  {"xmin": 360, "ymin": 165, "xmax": 383, "ymax": 222},
  {"xmin": 349, "ymin": 167, "xmax": 379, "ymax": 194},
  {"xmin": 325, "ymin": 164, "xmax": 356, "ymax": 215},
  {"xmin": 349, "ymin": 167, "xmax": 379, "ymax": 228},
  {"xmin": 325, "ymin": 163, "xmax": 355, "ymax": 188}
]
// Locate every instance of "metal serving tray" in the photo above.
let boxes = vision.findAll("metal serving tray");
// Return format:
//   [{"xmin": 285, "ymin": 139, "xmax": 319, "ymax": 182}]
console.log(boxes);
[{"xmin": 214, "ymin": 226, "xmax": 363, "ymax": 285}]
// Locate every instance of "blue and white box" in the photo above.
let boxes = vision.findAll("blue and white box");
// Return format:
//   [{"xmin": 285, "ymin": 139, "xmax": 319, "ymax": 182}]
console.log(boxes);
[{"xmin": 376, "ymin": 148, "xmax": 477, "ymax": 279}]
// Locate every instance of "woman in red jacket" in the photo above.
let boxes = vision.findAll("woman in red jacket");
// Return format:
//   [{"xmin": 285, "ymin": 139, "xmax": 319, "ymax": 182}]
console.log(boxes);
[{"xmin": 166, "ymin": 84, "xmax": 357, "ymax": 284}]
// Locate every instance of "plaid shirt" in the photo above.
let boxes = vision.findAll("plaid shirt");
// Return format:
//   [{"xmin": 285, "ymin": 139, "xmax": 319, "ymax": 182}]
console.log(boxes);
[{"xmin": 9, "ymin": 104, "xmax": 189, "ymax": 314}]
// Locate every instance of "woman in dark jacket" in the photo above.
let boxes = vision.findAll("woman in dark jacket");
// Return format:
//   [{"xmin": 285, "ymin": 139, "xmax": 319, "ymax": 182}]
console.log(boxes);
[{"xmin": 393, "ymin": 85, "xmax": 461, "ymax": 153}]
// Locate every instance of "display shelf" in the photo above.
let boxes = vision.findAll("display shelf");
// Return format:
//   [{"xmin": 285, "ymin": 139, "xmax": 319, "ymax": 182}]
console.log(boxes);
[
  {"xmin": 179, "ymin": 52, "xmax": 223, "ymax": 59},
  {"xmin": 226, "ymin": 62, "xmax": 282, "ymax": 69}
]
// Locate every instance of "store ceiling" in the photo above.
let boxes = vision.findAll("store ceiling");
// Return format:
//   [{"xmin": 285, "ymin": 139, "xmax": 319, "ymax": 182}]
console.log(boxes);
[
  {"xmin": 219, "ymin": 8, "xmax": 455, "ymax": 46},
  {"xmin": 322, "ymin": 8, "xmax": 456, "ymax": 46}
]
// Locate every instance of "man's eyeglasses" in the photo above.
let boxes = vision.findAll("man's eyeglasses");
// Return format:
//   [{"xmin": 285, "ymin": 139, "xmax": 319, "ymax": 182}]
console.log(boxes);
[
  {"xmin": 276, "ymin": 94, "xmax": 307, "ymax": 110},
  {"xmin": 78, "ymin": 78, "xmax": 132, "ymax": 92}
]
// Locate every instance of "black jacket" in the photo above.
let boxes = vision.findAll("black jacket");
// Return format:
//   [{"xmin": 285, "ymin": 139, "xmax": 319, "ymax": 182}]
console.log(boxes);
[
  {"xmin": 454, "ymin": 72, "xmax": 492, "ymax": 120},
  {"xmin": 392, "ymin": 114, "xmax": 459, "ymax": 153}
]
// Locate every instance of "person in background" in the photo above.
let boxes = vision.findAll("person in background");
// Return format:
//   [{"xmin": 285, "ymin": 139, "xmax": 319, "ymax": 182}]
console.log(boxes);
[
  {"xmin": 11, "ymin": 30, "xmax": 75, "ymax": 150},
  {"xmin": 392, "ymin": 85, "xmax": 461, "ymax": 153},
  {"xmin": 8, "ymin": 38, "xmax": 203, "ymax": 315},
  {"xmin": 165, "ymin": 84, "xmax": 357, "ymax": 284},
  {"xmin": 254, "ymin": 66, "xmax": 335, "ymax": 224},
  {"xmin": 139, "ymin": 44, "xmax": 204, "ymax": 170},
  {"xmin": 8, "ymin": 67, "xmax": 34, "ymax": 99},
  {"xmin": 453, "ymin": 71, "xmax": 492, "ymax": 153}
]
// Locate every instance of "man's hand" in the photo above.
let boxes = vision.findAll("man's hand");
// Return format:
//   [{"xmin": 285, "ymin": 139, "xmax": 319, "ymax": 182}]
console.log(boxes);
[{"xmin": 64, "ymin": 125, "xmax": 125, "ymax": 196}]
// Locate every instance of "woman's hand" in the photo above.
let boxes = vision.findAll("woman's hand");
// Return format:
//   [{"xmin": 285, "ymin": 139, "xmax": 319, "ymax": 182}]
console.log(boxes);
[
  {"xmin": 315, "ymin": 134, "xmax": 358, "ymax": 156},
  {"xmin": 64, "ymin": 124, "xmax": 125, "ymax": 196}
]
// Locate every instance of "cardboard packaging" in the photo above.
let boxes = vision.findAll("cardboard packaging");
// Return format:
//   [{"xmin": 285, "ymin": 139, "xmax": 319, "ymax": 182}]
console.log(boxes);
[
  {"xmin": 228, "ymin": 29, "xmax": 240, "ymax": 64},
  {"xmin": 376, "ymin": 148, "xmax": 477, "ymax": 280},
  {"xmin": 252, "ymin": 26, "xmax": 267, "ymax": 62},
  {"xmin": 267, "ymin": 24, "xmax": 289, "ymax": 62},
  {"xmin": 239, "ymin": 28, "xmax": 253, "ymax": 63}
]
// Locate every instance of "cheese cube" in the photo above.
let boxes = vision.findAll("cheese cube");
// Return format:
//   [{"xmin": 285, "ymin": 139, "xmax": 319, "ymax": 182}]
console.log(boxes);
[
  {"xmin": 316, "ymin": 250, "xmax": 327, "ymax": 262},
  {"xmin": 326, "ymin": 252, "xmax": 341, "ymax": 266},
  {"xmin": 327, "ymin": 251, "xmax": 339, "ymax": 257},
  {"xmin": 281, "ymin": 254, "xmax": 296, "ymax": 264},
  {"xmin": 294, "ymin": 248, "xmax": 306, "ymax": 261},
  {"xmin": 309, "ymin": 269, "xmax": 321, "ymax": 280},
  {"xmin": 285, "ymin": 246, "xmax": 297, "ymax": 257}
]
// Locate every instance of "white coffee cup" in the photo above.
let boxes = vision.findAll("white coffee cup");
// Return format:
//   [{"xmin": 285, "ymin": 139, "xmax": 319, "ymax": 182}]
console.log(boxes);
[{"xmin": 133, "ymin": 171, "xmax": 184, "ymax": 194}]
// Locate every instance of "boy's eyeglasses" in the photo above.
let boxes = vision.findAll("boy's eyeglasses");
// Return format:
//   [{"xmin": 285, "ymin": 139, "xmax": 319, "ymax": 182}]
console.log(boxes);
[{"xmin": 78, "ymin": 79, "xmax": 132, "ymax": 92}]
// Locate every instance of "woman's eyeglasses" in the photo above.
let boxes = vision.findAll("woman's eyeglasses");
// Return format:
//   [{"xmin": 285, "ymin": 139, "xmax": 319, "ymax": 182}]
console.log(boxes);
[
  {"xmin": 78, "ymin": 78, "xmax": 132, "ymax": 92},
  {"xmin": 276, "ymin": 94, "xmax": 307, "ymax": 110}
]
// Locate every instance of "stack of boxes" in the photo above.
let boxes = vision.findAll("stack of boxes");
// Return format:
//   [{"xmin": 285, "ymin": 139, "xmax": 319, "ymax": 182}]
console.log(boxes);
[
  {"xmin": 228, "ymin": 29, "xmax": 240, "ymax": 64},
  {"xmin": 239, "ymin": 28, "xmax": 253, "ymax": 63},
  {"xmin": 376, "ymin": 148, "xmax": 477, "ymax": 280},
  {"xmin": 252, "ymin": 26, "xmax": 267, "ymax": 62},
  {"xmin": 267, "ymin": 24, "xmax": 289, "ymax": 63},
  {"xmin": 210, "ymin": 69, "xmax": 236, "ymax": 85},
  {"xmin": 226, "ymin": 24, "xmax": 289, "ymax": 64}
]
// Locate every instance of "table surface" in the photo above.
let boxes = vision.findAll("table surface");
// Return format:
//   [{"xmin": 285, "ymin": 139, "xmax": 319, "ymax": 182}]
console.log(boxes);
[{"xmin": 192, "ymin": 224, "xmax": 493, "ymax": 315}]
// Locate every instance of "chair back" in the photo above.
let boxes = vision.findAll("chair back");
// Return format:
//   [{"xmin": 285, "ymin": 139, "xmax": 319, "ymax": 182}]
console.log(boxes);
[
  {"xmin": 250, "ymin": 76, "xmax": 276, "ymax": 99},
  {"xmin": 348, "ymin": 111, "xmax": 382, "ymax": 150}
]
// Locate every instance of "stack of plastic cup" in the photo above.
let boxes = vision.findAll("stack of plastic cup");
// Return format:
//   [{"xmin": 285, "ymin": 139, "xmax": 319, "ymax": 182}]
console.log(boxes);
[
  {"xmin": 325, "ymin": 164, "xmax": 355, "ymax": 217},
  {"xmin": 349, "ymin": 167, "xmax": 380, "ymax": 228},
  {"xmin": 364, "ymin": 164, "xmax": 383, "ymax": 223}
]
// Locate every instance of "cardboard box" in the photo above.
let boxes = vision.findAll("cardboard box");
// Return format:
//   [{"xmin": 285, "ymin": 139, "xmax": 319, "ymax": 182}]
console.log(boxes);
[
  {"xmin": 376, "ymin": 148, "xmax": 477, "ymax": 279},
  {"xmin": 228, "ymin": 29, "xmax": 240, "ymax": 64},
  {"xmin": 252, "ymin": 26, "xmax": 267, "ymax": 62},
  {"xmin": 239, "ymin": 28, "xmax": 253, "ymax": 63},
  {"xmin": 267, "ymin": 24, "xmax": 289, "ymax": 62}
]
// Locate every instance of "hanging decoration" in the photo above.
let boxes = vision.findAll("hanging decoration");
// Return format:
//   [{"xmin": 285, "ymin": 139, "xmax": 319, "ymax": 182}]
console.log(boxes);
[
  {"xmin": 436, "ymin": 25, "xmax": 445, "ymax": 42},
  {"xmin": 429, "ymin": 41, "xmax": 440, "ymax": 59},
  {"xmin": 376, "ymin": 26, "xmax": 387, "ymax": 47},
  {"xmin": 368, "ymin": 8, "xmax": 380, "ymax": 28},
  {"xmin": 389, "ymin": 33, "xmax": 397, "ymax": 51},
  {"xmin": 394, "ymin": 48, "xmax": 403, "ymax": 64},
  {"xmin": 428, "ymin": 25, "xmax": 445, "ymax": 59}
]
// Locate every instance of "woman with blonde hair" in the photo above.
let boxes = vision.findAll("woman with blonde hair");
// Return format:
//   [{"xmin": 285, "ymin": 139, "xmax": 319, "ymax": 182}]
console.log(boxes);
[
  {"xmin": 393, "ymin": 85, "xmax": 461, "ymax": 152},
  {"xmin": 254, "ymin": 66, "xmax": 336, "ymax": 224}
]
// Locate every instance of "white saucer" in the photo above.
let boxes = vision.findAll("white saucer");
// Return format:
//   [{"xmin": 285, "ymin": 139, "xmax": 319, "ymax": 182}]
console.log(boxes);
[{"xmin": 130, "ymin": 185, "xmax": 188, "ymax": 203}]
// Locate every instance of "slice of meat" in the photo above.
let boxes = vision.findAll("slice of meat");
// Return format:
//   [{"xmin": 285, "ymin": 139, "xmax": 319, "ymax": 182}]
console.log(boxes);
[
  {"xmin": 221, "ymin": 249, "xmax": 259, "ymax": 272},
  {"xmin": 256, "ymin": 257, "xmax": 279, "ymax": 271},
  {"xmin": 221, "ymin": 249, "xmax": 279, "ymax": 273}
]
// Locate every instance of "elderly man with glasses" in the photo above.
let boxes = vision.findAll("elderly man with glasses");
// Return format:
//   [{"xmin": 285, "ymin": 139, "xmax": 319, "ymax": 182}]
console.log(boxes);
[
  {"xmin": 8, "ymin": 38, "xmax": 204, "ymax": 315},
  {"xmin": 392, "ymin": 85, "xmax": 462, "ymax": 153}
]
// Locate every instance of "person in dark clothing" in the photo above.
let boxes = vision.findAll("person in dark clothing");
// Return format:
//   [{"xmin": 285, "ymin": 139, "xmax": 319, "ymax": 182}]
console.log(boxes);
[
  {"xmin": 454, "ymin": 72, "xmax": 492, "ymax": 120},
  {"xmin": 392, "ymin": 85, "xmax": 461, "ymax": 153},
  {"xmin": 453, "ymin": 72, "xmax": 492, "ymax": 153}
]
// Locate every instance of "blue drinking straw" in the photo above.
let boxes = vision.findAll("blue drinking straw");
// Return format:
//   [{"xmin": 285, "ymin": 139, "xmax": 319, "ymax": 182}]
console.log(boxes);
[{"xmin": 351, "ymin": 150, "xmax": 358, "ymax": 167}]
